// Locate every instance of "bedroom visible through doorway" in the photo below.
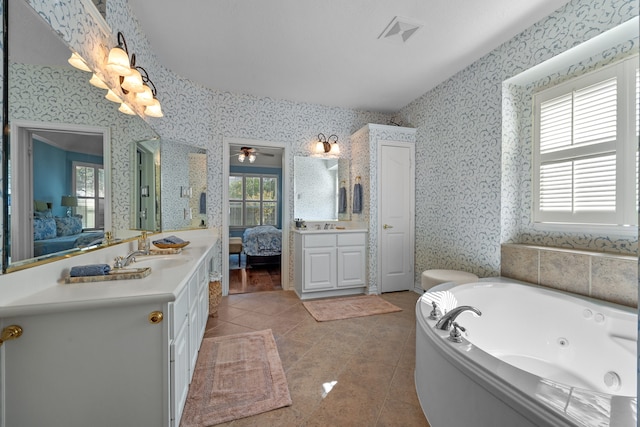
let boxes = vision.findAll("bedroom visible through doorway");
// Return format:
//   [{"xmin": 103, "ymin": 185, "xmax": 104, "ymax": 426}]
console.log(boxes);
[{"xmin": 226, "ymin": 143, "xmax": 285, "ymax": 295}]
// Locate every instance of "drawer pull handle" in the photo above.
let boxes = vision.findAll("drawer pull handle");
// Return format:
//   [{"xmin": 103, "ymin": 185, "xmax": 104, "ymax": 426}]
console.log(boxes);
[
  {"xmin": 148, "ymin": 311, "xmax": 164, "ymax": 324},
  {"xmin": 0, "ymin": 325, "xmax": 23, "ymax": 346},
  {"xmin": 383, "ymin": 224, "xmax": 393, "ymax": 229}
]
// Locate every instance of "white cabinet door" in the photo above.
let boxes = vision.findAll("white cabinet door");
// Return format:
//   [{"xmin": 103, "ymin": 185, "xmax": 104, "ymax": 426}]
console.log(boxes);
[
  {"xmin": 303, "ymin": 247, "xmax": 336, "ymax": 291},
  {"xmin": 171, "ymin": 320, "xmax": 190, "ymax": 426},
  {"xmin": 337, "ymin": 245, "xmax": 366, "ymax": 288}
]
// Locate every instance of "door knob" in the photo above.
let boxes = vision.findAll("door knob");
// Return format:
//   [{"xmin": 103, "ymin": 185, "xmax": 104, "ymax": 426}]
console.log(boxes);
[
  {"xmin": 383, "ymin": 224, "xmax": 393, "ymax": 229},
  {"xmin": 0, "ymin": 325, "xmax": 23, "ymax": 346},
  {"xmin": 148, "ymin": 311, "xmax": 164, "ymax": 324}
]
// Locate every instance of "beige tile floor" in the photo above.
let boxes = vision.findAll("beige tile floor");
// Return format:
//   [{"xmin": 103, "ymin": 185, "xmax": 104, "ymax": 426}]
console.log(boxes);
[{"xmin": 204, "ymin": 290, "xmax": 430, "ymax": 427}]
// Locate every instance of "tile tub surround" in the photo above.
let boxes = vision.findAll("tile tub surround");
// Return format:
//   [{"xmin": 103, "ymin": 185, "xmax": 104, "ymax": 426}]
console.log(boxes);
[{"xmin": 501, "ymin": 244, "xmax": 638, "ymax": 307}]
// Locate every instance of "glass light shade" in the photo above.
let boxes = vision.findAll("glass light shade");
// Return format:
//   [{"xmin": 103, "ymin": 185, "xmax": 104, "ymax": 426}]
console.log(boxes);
[
  {"xmin": 135, "ymin": 85, "xmax": 155, "ymax": 106},
  {"xmin": 330, "ymin": 143, "xmax": 340, "ymax": 155},
  {"xmin": 89, "ymin": 73, "xmax": 109, "ymax": 89},
  {"xmin": 105, "ymin": 89, "xmax": 122, "ymax": 103},
  {"xmin": 144, "ymin": 99, "xmax": 163, "ymax": 117},
  {"xmin": 106, "ymin": 46, "xmax": 133, "ymax": 76},
  {"xmin": 68, "ymin": 52, "xmax": 91, "ymax": 72},
  {"xmin": 118, "ymin": 102, "xmax": 136, "ymax": 115},
  {"xmin": 238, "ymin": 153, "xmax": 245, "ymax": 162},
  {"xmin": 248, "ymin": 154, "xmax": 256, "ymax": 163},
  {"xmin": 316, "ymin": 141, "xmax": 325, "ymax": 153},
  {"xmin": 121, "ymin": 68, "xmax": 145, "ymax": 93}
]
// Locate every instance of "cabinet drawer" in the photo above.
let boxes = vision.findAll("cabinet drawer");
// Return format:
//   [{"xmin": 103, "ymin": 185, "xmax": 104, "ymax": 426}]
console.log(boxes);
[
  {"xmin": 172, "ymin": 287, "xmax": 189, "ymax": 337},
  {"xmin": 338, "ymin": 233, "xmax": 366, "ymax": 246},
  {"xmin": 304, "ymin": 234, "xmax": 336, "ymax": 248}
]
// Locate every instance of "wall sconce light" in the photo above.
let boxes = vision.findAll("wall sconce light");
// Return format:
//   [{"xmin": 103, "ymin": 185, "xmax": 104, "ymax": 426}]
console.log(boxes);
[
  {"xmin": 61, "ymin": 195, "xmax": 78, "ymax": 217},
  {"xmin": 316, "ymin": 133, "xmax": 339, "ymax": 155},
  {"xmin": 69, "ymin": 32, "xmax": 163, "ymax": 118}
]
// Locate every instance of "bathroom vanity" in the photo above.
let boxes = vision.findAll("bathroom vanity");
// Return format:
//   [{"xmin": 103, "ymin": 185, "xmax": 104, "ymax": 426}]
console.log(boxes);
[
  {"xmin": 293, "ymin": 229, "xmax": 367, "ymax": 299},
  {"xmin": 0, "ymin": 229, "xmax": 216, "ymax": 427}
]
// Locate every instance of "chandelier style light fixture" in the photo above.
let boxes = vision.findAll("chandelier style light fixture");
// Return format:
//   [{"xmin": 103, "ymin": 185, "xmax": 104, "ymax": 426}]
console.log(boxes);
[
  {"xmin": 316, "ymin": 133, "xmax": 340, "ymax": 155},
  {"xmin": 238, "ymin": 147, "xmax": 256, "ymax": 163},
  {"xmin": 68, "ymin": 31, "xmax": 163, "ymax": 118}
]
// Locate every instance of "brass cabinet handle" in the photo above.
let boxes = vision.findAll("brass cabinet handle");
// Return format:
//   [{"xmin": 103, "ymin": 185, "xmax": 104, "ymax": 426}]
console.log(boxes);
[
  {"xmin": 0, "ymin": 325, "xmax": 23, "ymax": 346},
  {"xmin": 383, "ymin": 224, "xmax": 393, "ymax": 229},
  {"xmin": 148, "ymin": 311, "xmax": 164, "ymax": 324}
]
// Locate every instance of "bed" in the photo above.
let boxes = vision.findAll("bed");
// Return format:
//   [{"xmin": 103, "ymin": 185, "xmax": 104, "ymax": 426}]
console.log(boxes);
[
  {"xmin": 242, "ymin": 225, "xmax": 282, "ymax": 267},
  {"xmin": 33, "ymin": 204, "xmax": 104, "ymax": 257}
]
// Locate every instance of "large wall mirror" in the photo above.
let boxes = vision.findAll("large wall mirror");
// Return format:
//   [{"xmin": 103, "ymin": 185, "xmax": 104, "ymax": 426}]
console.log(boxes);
[
  {"xmin": 131, "ymin": 140, "xmax": 208, "ymax": 232},
  {"xmin": 294, "ymin": 156, "xmax": 350, "ymax": 221},
  {"xmin": 4, "ymin": 0, "xmax": 158, "ymax": 271}
]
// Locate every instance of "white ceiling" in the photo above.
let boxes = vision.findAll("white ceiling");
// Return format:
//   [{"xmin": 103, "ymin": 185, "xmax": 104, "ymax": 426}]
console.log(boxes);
[{"xmin": 129, "ymin": 0, "xmax": 572, "ymax": 113}]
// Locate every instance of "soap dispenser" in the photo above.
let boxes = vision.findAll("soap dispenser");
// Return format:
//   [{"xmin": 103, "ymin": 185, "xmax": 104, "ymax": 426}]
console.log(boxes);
[{"xmin": 138, "ymin": 231, "xmax": 150, "ymax": 254}]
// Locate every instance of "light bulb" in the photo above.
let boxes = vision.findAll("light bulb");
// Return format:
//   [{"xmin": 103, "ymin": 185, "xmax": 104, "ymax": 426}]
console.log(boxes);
[
  {"xmin": 136, "ymin": 85, "xmax": 155, "ymax": 106},
  {"xmin": 106, "ymin": 46, "xmax": 133, "ymax": 76},
  {"xmin": 238, "ymin": 153, "xmax": 245, "ymax": 162},
  {"xmin": 68, "ymin": 52, "xmax": 91, "ymax": 72},
  {"xmin": 118, "ymin": 103, "xmax": 136, "ymax": 115},
  {"xmin": 89, "ymin": 73, "xmax": 108, "ymax": 89},
  {"xmin": 248, "ymin": 154, "xmax": 256, "ymax": 163},
  {"xmin": 121, "ymin": 68, "xmax": 145, "ymax": 92},
  {"xmin": 105, "ymin": 89, "xmax": 122, "ymax": 103},
  {"xmin": 144, "ymin": 99, "xmax": 163, "ymax": 117}
]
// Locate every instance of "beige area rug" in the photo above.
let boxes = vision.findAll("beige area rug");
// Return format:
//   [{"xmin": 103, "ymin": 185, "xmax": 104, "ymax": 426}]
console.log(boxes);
[
  {"xmin": 180, "ymin": 329, "xmax": 292, "ymax": 427},
  {"xmin": 303, "ymin": 295, "xmax": 402, "ymax": 322}
]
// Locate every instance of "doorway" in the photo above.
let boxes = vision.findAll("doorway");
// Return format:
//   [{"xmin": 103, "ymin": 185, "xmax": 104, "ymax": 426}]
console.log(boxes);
[
  {"xmin": 222, "ymin": 137, "xmax": 289, "ymax": 296},
  {"xmin": 378, "ymin": 140, "xmax": 415, "ymax": 293}
]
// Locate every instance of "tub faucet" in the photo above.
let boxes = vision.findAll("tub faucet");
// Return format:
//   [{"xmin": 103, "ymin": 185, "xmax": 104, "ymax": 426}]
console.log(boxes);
[{"xmin": 435, "ymin": 305, "xmax": 482, "ymax": 330}]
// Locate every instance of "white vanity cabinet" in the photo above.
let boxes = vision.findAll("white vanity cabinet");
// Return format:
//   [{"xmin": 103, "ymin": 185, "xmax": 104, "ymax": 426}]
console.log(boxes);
[
  {"xmin": 294, "ymin": 230, "xmax": 367, "ymax": 299},
  {"xmin": 0, "ymin": 238, "xmax": 214, "ymax": 427}
]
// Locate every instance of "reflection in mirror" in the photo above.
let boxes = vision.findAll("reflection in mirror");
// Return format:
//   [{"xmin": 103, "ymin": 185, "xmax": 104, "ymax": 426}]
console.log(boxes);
[
  {"xmin": 133, "ymin": 139, "xmax": 161, "ymax": 231},
  {"xmin": 160, "ymin": 141, "xmax": 208, "ymax": 231},
  {"xmin": 294, "ymin": 156, "xmax": 350, "ymax": 221},
  {"xmin": 4, "ymin": 0, "xmax": 158, "ymax": 271}
]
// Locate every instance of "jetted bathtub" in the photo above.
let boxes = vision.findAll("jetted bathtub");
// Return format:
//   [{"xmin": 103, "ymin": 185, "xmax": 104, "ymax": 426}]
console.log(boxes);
[{"xmin": 415, "ymin": 278, "xmax": 637, "ymax": 427}]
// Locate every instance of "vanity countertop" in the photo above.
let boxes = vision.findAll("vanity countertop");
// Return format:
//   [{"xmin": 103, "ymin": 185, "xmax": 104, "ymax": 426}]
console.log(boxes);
[
  {"xmin": 293, "ymin": 228, "xmax": 368, "ymax": 234},
  {"xmin": 0, "ymin": 229, "xmax": 218, "ymax": 318}
]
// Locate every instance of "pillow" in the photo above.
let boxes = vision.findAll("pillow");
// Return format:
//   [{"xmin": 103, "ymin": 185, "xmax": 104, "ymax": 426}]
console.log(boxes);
[
  {"xmin": 34, "ymin": 217, "xmax": 56, "ymax": 240},
  {"xmin": 55, "ymin": 216, "xmax": 82, "ymax": 237},
  {"xmin": 34, "ymin": 209, "xmax": 53, "ymax": 219}
]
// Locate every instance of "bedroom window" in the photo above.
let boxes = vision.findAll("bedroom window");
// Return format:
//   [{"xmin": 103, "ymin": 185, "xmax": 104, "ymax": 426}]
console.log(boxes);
[
  {"xmin": 72, "ymin": 161, "xmax": 104, "ymax": 230},
  {"xmin": 532, "ymin": 56, "xmax": 638, "ymax": 229},
  {"xmin": 229, "ymin": 174, "xmax": 278, "ymax": 227}
]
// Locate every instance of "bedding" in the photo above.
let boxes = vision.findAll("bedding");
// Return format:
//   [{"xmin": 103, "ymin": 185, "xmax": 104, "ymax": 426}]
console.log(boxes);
[
  {"xmin": 33, "ymin": 211, "xmax": 104, "ymax": 257},
  {"xmin": 242, "ymin": 226, "xmax": 282, "ymax": 257}
]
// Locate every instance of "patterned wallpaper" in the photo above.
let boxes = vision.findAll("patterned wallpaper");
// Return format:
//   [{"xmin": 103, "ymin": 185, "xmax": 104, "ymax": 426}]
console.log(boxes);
[
  {"xmin": 4, "ymin": 0, "xmax": 638, "ymax": 295},
  {"xmin": 8, "ymin": 62, "xmax": 158, "ymax": 236},
  {"xmin": 400, "ymin": 0, "xmax": 639, "ymax": 282}
]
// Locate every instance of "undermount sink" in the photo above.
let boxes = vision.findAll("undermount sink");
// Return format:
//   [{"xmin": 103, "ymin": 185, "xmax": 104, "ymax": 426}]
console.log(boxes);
[{"xmin": 132, "ymin": 255, "xmax": 192, "ymax": 269}]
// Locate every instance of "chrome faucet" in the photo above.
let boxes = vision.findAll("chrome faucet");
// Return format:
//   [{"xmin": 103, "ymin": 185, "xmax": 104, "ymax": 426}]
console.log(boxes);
[
  {"xmin": 435, "ymin": 305, "xmax": 482, "ymax": 330},
  {"xmin": 114, "ymin": 249, "xmax": 149, "ymax": 268}
]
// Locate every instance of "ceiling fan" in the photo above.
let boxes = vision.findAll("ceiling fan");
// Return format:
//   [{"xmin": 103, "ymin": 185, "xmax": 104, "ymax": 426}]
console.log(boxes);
[{"xmin": 232, "ymin": 146, "xmax": 275, "ymax": 163}]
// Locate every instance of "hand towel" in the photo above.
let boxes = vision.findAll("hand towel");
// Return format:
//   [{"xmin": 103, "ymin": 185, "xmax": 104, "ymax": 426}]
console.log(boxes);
[
  {"xmin": 70, "ymin": 264, "xmax": 111, "ymax": 277},
  {"xmin": 199, "ymin": 192, "xmax": 206, "ymax": 215},
  {"xmin": 153, "ymin": 235, "xmax": 185, "ymax": 245},
  {"xmin": 352, "ymin": 183, "xmax": 363, "ymax": 214},
  {"xmin": 338, "ymin": 187, "xmax": 347, "ymax": 214}
]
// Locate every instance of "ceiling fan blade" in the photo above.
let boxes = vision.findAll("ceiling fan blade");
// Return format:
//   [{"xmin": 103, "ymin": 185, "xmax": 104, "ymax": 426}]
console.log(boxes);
[{"xmin": 259, "ymin": 152, "xmax": 276, "ymax": 157}]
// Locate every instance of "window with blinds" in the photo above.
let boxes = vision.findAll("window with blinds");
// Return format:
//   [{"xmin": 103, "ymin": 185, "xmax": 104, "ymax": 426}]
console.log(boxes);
[{"xmin": 532, "ymin": 56, "xmax": 638, "ymax": 227}]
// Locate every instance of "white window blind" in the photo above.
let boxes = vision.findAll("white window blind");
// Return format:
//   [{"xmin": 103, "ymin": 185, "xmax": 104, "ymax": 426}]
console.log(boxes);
[{"xmin": 533, "ymin": 56, "xmax": 638, "ymax": 227}]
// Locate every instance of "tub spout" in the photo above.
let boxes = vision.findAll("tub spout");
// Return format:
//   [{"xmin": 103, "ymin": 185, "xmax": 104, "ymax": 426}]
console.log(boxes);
[{"xmin": 435, "ymin": 305, "xmax": 482, "ymax": 330}]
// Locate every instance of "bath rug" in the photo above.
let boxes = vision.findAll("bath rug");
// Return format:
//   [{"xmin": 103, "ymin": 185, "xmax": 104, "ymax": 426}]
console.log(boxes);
[
  {"xmin": 179, "ymin": 329, "xmax": 292, "ymax": 426},
  {"xmin": 303, "ymin": 295, "xmax": 402, "ymax": 322}
]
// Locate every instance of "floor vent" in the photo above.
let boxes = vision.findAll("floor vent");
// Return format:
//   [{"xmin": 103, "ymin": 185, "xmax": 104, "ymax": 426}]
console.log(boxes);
[{"xmin": 378, "ymin": 16, "xmax": 422, "ymax": 44}]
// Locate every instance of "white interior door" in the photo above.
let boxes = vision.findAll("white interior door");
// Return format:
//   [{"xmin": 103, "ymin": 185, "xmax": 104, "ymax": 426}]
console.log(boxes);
[{"xmin": 378, "ymin": 142, "xmax": 415, "ymax": 293}]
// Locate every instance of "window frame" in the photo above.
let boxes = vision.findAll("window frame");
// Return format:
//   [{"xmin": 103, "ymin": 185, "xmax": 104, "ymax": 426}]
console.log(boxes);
[
  {"xmin": 72, "ymin": 160, "xmax": 104, "ymax": 230},
  {"xmin": 532, "ymin": 56, "xmax": 638, "ymax": 230},
  {"xmin": 229, "ymin": 173, "xmax": 279, "ymax": 228}
]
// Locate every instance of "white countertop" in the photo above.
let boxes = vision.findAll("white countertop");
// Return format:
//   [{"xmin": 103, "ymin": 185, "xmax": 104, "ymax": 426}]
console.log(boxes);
[
  {"xmin": 293, "ymin": 228, "xmax": 367, "ymax": 234},
  {"xmin": 0, "ymin": 229, "xmax": 218, "ymax": 318}
]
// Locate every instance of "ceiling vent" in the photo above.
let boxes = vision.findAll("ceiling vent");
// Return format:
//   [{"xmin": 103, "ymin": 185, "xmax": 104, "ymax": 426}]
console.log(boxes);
[{"xmin": 378, "ymin": 16, "xmax": 422, "ymax": 44}]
